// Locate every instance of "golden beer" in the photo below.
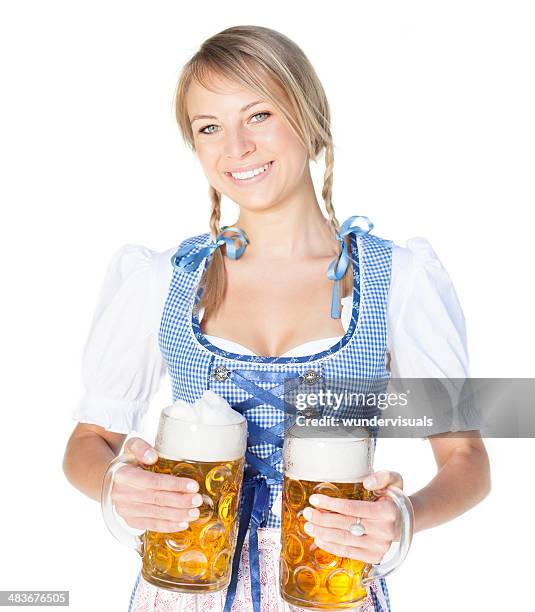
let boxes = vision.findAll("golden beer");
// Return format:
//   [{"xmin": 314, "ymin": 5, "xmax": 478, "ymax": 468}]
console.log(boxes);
[
  {"xmin": 280, "ymin": 425, "xmax": 414, "ymax": 609},
  {"xmin": 281, "ymin": 476, "xmax": 375, "ymax": 609},
  {"xmin": 101, "ymin": 391, "xmax": 248, "ymax": 594},
  {"xmin": 141, "ymin": 456, "xmax": 244, "ymax": 592}
]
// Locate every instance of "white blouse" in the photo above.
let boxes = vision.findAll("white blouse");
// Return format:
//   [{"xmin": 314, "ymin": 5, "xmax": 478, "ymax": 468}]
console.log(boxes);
[{"xmin": 72, "ymin": 237, "xmax": 470, "ymax": 433}]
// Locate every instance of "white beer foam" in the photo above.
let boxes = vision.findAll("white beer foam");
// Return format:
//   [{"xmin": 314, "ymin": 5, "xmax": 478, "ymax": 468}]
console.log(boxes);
[
  {"xmin": 156, "ymin": 391, "xmax": 246, "ymax": 462},
  {"xmin": 284, "ymin": 425, "xmax": 372, "ymax": 483},
  {"xmin": 163, "ymin": 390, "xmax": 245, "ymax": 425}
]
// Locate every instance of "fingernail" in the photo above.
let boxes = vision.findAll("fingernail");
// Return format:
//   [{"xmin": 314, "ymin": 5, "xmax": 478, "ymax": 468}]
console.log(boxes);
[
  {"xmin": 315, "ymin": 538, "xmax": 325, "ymax": 547},
  {"xmin": 303, "ymin": 507, "xmax": 313, "ymax": 521},
  {"xmin": 143, "ymin": 449, "xmax": 158, "ymax": 463},
  {"xmin": 309, "ymin": 495, "xmax": 320, "ymax": 506},
  {"xmin": 177, "ymin": 522, "xmax": 188, "ymax": 530},
  {"xmin": 191, "ymin": 494, "xmax": 203, "ymax": 506},
  {"xmin": 303, "ymin": 522, "xmax": 314, "ymax": 536},
  {"xmin": 188, "ymin": 508, "xmax": 200, "ymax": 519},
  {"xmin": 363, "ymin": 476, "xmax": 377, "ymax": 489},
  {"xmin": 187, "ymin": 481, "xmax": 199, "ymax": 492}
]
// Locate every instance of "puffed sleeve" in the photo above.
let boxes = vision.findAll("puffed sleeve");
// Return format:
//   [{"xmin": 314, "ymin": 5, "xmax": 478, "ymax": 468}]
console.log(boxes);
[
  {"xmin": 388, "ymin": 238, "xmax": 478, "ymax": 432},
  {"xmin": 71, "ymin": 244, "xmax": 169, "ymax": 434},
  {"xmin": 388, "ymin": 237, "xmax": 469, "ymax": 378}
]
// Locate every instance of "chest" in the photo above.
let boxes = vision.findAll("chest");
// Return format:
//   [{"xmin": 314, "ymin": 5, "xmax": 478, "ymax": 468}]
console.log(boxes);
[
  {"xmin": 160, "ymin": 231, "xmax": 392, "ymax": 412},
  {"xmin": 199, "ymin": 256, "xmax": 348, "ymax": 357}
]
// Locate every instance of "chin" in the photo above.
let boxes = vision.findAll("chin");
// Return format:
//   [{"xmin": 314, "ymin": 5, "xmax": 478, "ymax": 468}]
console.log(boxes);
[{"xmin": 232, "ymin": 197, "xmax": 281, "ymax": 212}]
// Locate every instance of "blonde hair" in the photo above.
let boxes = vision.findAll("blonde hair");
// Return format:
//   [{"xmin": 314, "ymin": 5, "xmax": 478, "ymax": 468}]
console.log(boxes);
[{"xmin": 173, "ymin": 25, "xmax": 352, "ymax": 320}]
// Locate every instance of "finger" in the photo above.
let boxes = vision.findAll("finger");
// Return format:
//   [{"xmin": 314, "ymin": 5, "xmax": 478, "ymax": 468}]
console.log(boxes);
[
  {"xmin": 123, "ymin": 516, "xmax": 190, "ymax": 534},
  {"xmin": 303, "ymin": 507, "xmax": 396, "ymax": 540},
  {"xmin": 113, "ymin": 484, "xmax": 203, "ymax": 510},
  {"xmin": 115, "ymin": 502, "xmax": 200, "ymax": 523},
  {"xmin": 314, "ymin": 538, "xmax": 386, "ymax": 565},
  {"xmin": 123, "ymin": 437, "xmax": 159, "ymax": 465},
  {"xmin": 115, "ymin": 464, "xmax": 199, "ymax": 493},
  {"xmin": 303, "ymin": 522, "xmax": 390, "ymax": 553},
  {"xmin": 309, "ymin": 495, "xmax": 397, "ymax": 522},
  {"xmin": 362, "ymin": 470, "xmax": 403, "ymax": 492}
]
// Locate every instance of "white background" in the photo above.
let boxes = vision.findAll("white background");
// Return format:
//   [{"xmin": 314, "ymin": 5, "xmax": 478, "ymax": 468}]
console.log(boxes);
[{"xmin": 1, "ymin": 1, "xmax": 534, "ymax": 610}]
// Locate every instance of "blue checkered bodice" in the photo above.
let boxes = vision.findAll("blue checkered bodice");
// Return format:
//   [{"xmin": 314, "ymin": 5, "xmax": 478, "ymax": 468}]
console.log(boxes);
[{"xmin": 158, "ymin": 230, "xmax": 393, "ymax": 529}]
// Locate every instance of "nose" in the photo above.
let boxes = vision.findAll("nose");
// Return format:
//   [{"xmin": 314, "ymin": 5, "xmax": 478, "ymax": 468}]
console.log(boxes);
[{"xmin": 224, "ymin": 125, "xmax": 256, "ymax": 160}]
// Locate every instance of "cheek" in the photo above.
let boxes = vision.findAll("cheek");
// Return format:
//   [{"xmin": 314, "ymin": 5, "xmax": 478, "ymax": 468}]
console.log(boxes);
[
  {"xmin": 265, "ymin": 124, "xmax": 308, "ymax": 172},
  {"xmin": 195, "ymin": 143, "xmax": 221, "ymax": 174},
  {"xmin": 262, "ymin": 122, "xmax": 301, "ymax": 151}
]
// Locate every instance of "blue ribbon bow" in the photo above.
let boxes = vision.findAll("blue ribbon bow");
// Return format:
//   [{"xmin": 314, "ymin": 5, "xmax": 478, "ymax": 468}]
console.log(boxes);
[
  {"xmin": 171, "ymin": 226, "xmax": 249, "ymax": 272},
  {"xmin": 327, "ymin": 215, "xmax": 373, "ymax": 319}
]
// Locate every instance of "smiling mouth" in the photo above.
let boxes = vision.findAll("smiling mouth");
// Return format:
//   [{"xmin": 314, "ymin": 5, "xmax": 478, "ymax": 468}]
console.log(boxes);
[{"xmin": 225, "ymin": 161, "xmax": 274, "ymax": 182}]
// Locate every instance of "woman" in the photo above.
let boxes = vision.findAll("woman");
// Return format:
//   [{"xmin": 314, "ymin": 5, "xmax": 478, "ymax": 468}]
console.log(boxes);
[{"xmin": 63, "ymin": 25, "xmax": 491, "ymax": 611}]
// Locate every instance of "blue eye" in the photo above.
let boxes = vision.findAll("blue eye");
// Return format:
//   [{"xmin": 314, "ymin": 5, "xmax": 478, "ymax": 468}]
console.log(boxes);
[
  {"xmin": 199, "ymin": 124, "xmax": 218, "ymax": 135},
  {"xmin": 250, "ymin": 111, "xmax": 271, "ymax": 123},
  {"xmin": 198, "ymin": 112, "xmax": 271, "ymax": 135}
]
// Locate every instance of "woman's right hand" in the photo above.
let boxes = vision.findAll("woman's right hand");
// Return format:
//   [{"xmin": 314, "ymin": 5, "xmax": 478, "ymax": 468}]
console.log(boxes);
[{"xmin": 111, "ymin": 437, "xmax": 203, "ymax": 533}]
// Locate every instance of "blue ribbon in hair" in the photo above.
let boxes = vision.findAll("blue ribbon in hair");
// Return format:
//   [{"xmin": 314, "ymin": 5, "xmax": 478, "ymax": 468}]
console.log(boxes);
[
  {"xmin": 171, "ymin": 226, "xmax": 249, "ymax": 272},
  {"xmin": 327, "ymin": 215, "xmax": 373, "ymax": 319}
]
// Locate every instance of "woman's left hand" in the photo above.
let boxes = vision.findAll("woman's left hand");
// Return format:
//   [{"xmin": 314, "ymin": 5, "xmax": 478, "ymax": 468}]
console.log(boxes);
[{"xmin": 302, "ymin": 470, "xmax": 403, "ymax": 564}]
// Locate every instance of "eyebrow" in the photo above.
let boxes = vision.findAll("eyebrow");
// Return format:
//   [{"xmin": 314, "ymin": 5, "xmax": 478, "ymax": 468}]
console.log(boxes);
[{"xmin": 190, "ymin": 100, "xmax": 265, "ymax": 124}]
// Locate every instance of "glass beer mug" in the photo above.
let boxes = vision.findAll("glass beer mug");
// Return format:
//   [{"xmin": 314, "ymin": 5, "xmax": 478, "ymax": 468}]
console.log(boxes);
[
  {"xmin": 280, "ymin": 425, "xmax": 414, "ymax": 609},
  {"xmin": 101, "ymin": 398, "xmax": 247, "ymax": 593}
]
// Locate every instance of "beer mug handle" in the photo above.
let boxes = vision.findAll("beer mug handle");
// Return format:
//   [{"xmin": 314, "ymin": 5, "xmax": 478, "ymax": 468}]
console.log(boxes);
[
  {"xmin": 101, "ymin": 453, "xmax": 144, "ymax": 557},
  {"xmin": 360, "ymin": 485, "xmax": 414, "ymax": 587}
]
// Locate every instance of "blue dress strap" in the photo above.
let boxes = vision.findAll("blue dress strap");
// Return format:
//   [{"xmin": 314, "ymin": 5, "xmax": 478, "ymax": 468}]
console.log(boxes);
[{"xmin": 327, "ymin": 215, "xmax": 373, "ymax": 318}]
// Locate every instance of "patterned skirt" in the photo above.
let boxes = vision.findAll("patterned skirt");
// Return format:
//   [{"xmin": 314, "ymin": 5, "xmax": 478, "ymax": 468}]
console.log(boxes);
[{"xmin": 128, "ymin": 528, "xmax": 390, "ymax": 611}]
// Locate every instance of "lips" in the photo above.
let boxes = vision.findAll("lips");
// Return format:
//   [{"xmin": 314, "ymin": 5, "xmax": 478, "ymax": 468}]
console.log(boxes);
[
  {"xmin": 225, "ymin": 161, "xmax": 273, "ymax": 175},
  {"xmin": 224, "ymin": 160, "xmax": 275, "ymax": 186}
]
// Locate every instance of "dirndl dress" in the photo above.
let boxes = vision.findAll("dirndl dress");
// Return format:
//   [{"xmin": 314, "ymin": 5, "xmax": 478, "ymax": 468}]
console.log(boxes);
[{"xmin": 128, "ymin": 226, "xmax": 393, "ymax": 612}]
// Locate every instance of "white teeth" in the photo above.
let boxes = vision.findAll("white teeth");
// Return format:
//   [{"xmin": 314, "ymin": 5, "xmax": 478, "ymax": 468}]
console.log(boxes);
[{"xmin": 230, "ymin": 162, "xmax": 270, "ymax": 180}]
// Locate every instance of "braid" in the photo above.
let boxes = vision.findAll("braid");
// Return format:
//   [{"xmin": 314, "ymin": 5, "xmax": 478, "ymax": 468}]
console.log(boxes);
[
  {"xmin": 321, "ymin": 139, "xmax": 353, "ymax": 301},
  {"xmin": 196, "ymin": 185, "xmax": 226, "ymax": 319},
  {"xmin": 208, "ymin": 185, "xmax": 222, "ymax": 239},
  {"xmin": 322, "ymin": 140, "xmax": 340, "ymax": 235}
]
